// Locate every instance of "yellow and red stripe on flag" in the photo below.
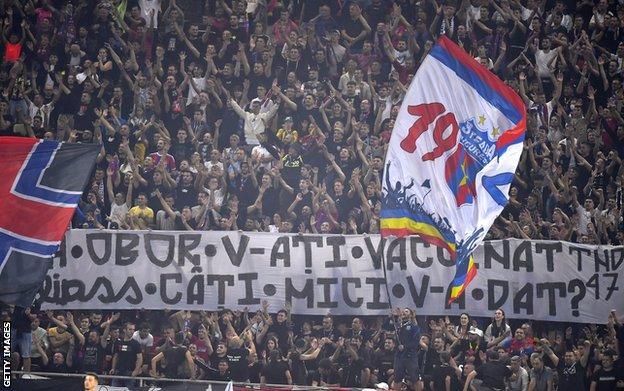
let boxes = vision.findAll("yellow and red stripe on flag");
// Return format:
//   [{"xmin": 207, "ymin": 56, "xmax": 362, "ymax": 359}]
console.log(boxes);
[{"xmin": 380, "ymin": 36, "xmax": 526, "ymax": 303}]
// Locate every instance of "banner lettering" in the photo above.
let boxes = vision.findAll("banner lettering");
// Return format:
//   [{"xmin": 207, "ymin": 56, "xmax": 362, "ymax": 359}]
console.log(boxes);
[{"xmin": 41, "ymin": 230, "xmax": 624, "ymax": 324}]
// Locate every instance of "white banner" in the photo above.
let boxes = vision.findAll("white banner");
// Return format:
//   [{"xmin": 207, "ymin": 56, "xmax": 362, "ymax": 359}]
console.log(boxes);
[{"xmin": 41, "ymin": 230, "xmax": 624, "ymax": 324}]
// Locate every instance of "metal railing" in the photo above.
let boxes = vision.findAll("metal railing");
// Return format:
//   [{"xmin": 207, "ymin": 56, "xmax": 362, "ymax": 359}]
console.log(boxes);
[{"xmin": 14, "ymin": 371, "xmax": 328, "ymax": 390}]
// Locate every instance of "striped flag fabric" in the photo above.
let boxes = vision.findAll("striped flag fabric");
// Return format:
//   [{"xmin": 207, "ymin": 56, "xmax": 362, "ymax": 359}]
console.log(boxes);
[
  {"xmin": 381, "ymin": 36, "xmax": 526, "ymax": 303},
  {"xmin": 0, "ymin": 137, "xmax": 99, "ymax": 306}
]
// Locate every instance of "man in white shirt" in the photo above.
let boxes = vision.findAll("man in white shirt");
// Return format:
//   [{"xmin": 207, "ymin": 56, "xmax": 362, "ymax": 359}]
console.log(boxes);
[
  {"xmin": 464, "ymin": 0, "xmax": 482, "ymax": 31},
  {"xmin": 229, "ymin": 96, "xmax": 279, "ymax": 152},
  {"xmin": 338, "ymin": 59, "xmax": 358, "ymax": 94},
  {"xmin": 156, "ymin": 193, "xmax": 178, "ymax": 230},
  {"xmin": 506, "ymin": 355, "xmax": 529, "ymax": 391},
  {"xmin": 139, "ymin": 0, "xmax": 161, "ymax": 28},
  {"xmin": 204, "ymin": 148, "xmax": 224, "ymax": 171},
  {"xmin": 30, "ymin": 317, "xmax": 49, "ymax": 370},
  {"xmin": 520, "ymin": 0, "xmax": 540, "ymax": 21},
  {"xmin": 534, "ymin": 37, "xmax": 561, "ymax": 78},
  {"xmin": 572, "ymin": 193, "xmax": 601, "ymax": 236},
  {"xmin": 106, "ymin": 166, "xmax": 133, "ymax": 229},
  {"xmin": 589, "ymin": 0, "xmax": 609, "ymax": 29},
  {"xmin": 546, "ymin": 0, "xmax": 572, "ymax": 31},
  {"xmin": 132, "ymin": 323, "xmax": 154, "ymax": 368},
  {"xmin": 252, "ymin": 142, "xmax": 275, "ymax": 170},
  {"xmin": 24, "ymin": 93, "xmax": 54, "ymax": 127},
  {"xmin": 518, "ymin": 71, "xmax": 562, "ymax": 128}
]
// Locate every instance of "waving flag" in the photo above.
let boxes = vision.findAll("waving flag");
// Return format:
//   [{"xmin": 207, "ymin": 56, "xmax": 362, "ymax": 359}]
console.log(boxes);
[
  {"xmin": 0, "ymin": 137, "xmax": 99, "ymax": 306},
  {"xmin": 381, "ymin": 37, "xmax": 526, "ymax": 303}
]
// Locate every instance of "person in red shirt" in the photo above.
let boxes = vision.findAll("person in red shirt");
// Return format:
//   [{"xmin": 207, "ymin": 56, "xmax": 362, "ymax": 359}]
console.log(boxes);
[
  {"xmin": 507, "ymin": 328, "xmax": 534, "ymax": 358},
  {"xmin": 190, "ymin": 325, "xmax": 213, "ymax": 363},
  {"xmin": 2, "ymin": 21, "xmax": 27, "ymax": 63},
  {"xmin": 149, "ymin": 138, "xmax": 177, "ymax": 171}
]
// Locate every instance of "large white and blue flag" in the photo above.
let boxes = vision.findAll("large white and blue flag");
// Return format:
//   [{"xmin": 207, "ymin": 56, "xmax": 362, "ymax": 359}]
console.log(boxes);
[{"xmin": 381, "ymin": 36, "xmax": 526, "ymax": 302}]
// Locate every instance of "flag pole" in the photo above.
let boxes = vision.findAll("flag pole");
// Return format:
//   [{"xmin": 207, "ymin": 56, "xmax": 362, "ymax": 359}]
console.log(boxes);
[{"xmin": 380, "ymin": 236, "xmax": 402, "ymax": 346}]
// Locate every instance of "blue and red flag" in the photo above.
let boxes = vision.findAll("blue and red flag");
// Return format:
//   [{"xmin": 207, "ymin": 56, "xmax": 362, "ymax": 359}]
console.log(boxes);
[
  {"xmin": 381, "ymin": 36, "xmax": 526, "ymax": 303},
  {"xmin": 0, "ymin": 137, "xmax": 99, "ymax": 306}
]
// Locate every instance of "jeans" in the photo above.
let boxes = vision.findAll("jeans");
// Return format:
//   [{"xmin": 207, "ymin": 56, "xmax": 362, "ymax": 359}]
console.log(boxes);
[
  {"xmin": 10, "ymin": 329, "xmax": 32, "ymax": 359},
  {"xmin": 111, "ymin": 369, "xmax": 137, "ymax": 387},
  {"xmin": 394, "ymin": 356, "xmax": 420, "ymax": 383},
  {"xmin": 9, "ymin": 99, "xmax": 27, "ymax": 120}
]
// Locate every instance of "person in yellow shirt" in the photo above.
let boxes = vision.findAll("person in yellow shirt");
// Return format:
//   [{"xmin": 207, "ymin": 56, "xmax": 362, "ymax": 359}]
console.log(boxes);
[
  {"xmin": 127, "ymin": 193, "xmax": 154, "ymax": 230},
  {"xmin": 45, "ymin": 311, "xmax": 72, "ymax": 356},
  {"xmin": 275, "ymin": 117, "xmax": 299, "ymax": 143}
]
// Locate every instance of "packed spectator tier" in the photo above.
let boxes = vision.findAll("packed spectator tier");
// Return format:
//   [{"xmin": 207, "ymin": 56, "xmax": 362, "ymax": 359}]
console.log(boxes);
[{"xmin": 2, "ymin": 0, "xmax": 624, "ymax": 389}]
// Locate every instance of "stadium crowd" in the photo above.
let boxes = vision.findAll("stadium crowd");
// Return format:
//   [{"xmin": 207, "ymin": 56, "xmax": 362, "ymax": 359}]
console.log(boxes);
[
  {"xmin": 4, "ymin": 305, "xmax": 624, "ymax": 390},
  {"xmin": 2, "ymin": 0, "xmax": 624, "ymax": 389},
  {"xmin": 0, "ymin": 0, "xmax": 621, "ymax": 243}
]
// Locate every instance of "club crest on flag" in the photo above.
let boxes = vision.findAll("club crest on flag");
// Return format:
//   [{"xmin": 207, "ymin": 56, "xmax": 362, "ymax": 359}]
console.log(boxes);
[
  {"xmin": 380, "ymin": 36, "xmax": 526, "ymax": 303},
  {"xmin": 458, "ymin": 116, "xmax": 499, "ymax": 165}
]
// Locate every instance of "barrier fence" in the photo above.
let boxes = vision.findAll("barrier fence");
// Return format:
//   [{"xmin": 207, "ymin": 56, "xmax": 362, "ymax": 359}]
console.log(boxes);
[{"xmin": 12, "ymin": 371, "xmax": 336, "ymax": 391}]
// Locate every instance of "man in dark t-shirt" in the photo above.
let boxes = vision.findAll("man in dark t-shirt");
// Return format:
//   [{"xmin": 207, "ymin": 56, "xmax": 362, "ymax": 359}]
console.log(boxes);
[
  {"xmin": 151, "ymin": 331, "xmax": 194, "ymax": 379},
  {"xmin": 420, "ymin": 336, "xmax": 443, "ymax": 385},
  {"xmin": 74, "ymin": 92, "xmax": 96, "ymax": 131},
  {"xmin": 175, "ymin": 170, "xmax": 198, "ymax": 210},
  {"xmin": 227, "ymin": 344, "xmax": 250, "ymax": 382},
  {"xmin": 556, "ymin": 349, "xmax": 588, "ymax": 390},
  {"xmin": 313, "ymin": 315, "xmax": 339, "ymax": 360},
  {"xmin": 373, "ymin": 337, "xmax": 396, "ymax": 383},
  {"xmin": 209, "ymin": 340, "xmax": 250, "ymax": 381},
  {"xmin": 111, "ymin": 322, "xmax": 142, "ymax": 383},
  {"xmin": 163, "ymin": 345, "xmax": 190, "ymax": 378},
  {"xmin": 81, "ymin": 330, "xmax": 108, "ymax": 373},
  {"xmin": 267, "ymin": 309, "xmax": 292, "ymax": 354},
  {"xmin": 206, "ymin": 358, "xmax": 232, "ymax": 381},
  {"xmin": 463, "ymin": 350, "xmax": 511, "ymax": 390},
  {"xmin": 432, "ymin": 352, "xmax": 461, "ymax": 391},
  {"xmin": 42, "ymin": 351, "xmax": 69, "ymax": 373},
  {"xmin": 311, "ymin": 358, "xmax": 341, "ymax": 387},
  {"xmin": 261, "ymin": 356, "xmax": 291, "ymax": 385},
  {"xmin": 590, "ymin": 350, "xmax": 622, "ymax": 391}
]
